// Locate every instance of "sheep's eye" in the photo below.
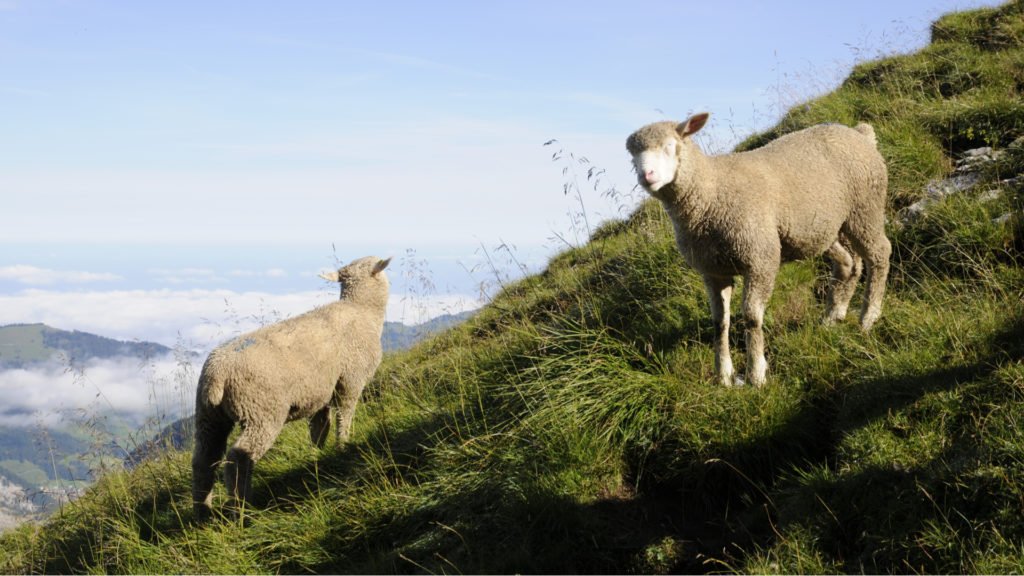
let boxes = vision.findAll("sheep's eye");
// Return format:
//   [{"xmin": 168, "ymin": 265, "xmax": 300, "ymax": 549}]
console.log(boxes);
[{"xmin": 664, "ymin": 141, "xmax": 676, "ymax": 154}]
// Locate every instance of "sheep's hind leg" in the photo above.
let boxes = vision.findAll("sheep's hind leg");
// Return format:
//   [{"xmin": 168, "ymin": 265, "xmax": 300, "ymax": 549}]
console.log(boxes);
[
  {"xmin": 224, "ymin": 416, "xmax": 285, "ymax": 517},
  {"xmin": 309, "ymin": 406, "xmax": 331, "ymax": 449},
  {"xmin": 703, "ymin": 276, "xmax": 737, "ymax": 386},
  {"xmin": 332, "ymin": 388, "xmax": 362, "ymax": 444},
  {"xmin": 823, "ymin": 239, "xmax": 862, "ymax": 325},
  {"xmin": 858, "ymin": 235, "xmax": 891, "ymax": 331},
  {"xmin": 742, "ymin": 270, "xmax": 776, "ymax": 387},
  {"xmin": 844, "ymin": 224, "xmax": 892, "ymax": 332},
  {"xmin": 191, "ymin": 409, "xmax": 233, "ymax": 521}
]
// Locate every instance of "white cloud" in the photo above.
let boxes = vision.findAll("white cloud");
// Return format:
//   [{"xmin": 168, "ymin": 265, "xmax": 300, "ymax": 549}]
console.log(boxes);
[
  {"xmin": 148, "ymin": 267, "xmax": 225, "ymax": 285},
  {"xmin": 227, "ymin": 268, "xmax": 288, "ymax": 278},
  {"xmin": 0, "ymin": 288, "xmax": 334, "ymax": 350},
  {"xmin": 0, "ymin": 265, "xmax": 122, "ymax": 286},
  {"xmin": 0, "ymin": 354, "xmax": 195, "ymax": 429},
  {"xmin": 0, "ymin": 288, "xmax": 483, "ymax": 350}
]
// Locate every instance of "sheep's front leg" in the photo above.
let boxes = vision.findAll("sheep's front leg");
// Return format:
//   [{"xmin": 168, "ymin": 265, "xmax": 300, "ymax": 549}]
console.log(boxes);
[
  {"xmin": 742, "ymin": 270, "xmax": 777, "ymax": 387},
  {"xmin": 703, "ymin": 276, "xmax": 736, "ymax": 386},
  {"xmin": 741, "ymin": 268, "xmax": 770, "ymax": 385}
]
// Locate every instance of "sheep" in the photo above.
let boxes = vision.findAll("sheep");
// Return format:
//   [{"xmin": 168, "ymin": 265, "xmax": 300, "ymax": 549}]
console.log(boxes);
[
  {"xmin": 626, "ymin": 112, "xmax": 890, "ymax": 387},
  {"xmin": 192, "ymin": 255, "xmax": 391, "ymax": 520}
]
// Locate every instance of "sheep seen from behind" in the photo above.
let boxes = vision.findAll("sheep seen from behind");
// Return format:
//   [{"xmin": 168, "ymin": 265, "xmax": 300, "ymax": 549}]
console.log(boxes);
[
  {"xmin": 626, "ymin": 112, "xmax": 890, "ymax": 387},
  {"xmin": 192, "ymin": 255, "xmax": 391, "ymax": 520}
]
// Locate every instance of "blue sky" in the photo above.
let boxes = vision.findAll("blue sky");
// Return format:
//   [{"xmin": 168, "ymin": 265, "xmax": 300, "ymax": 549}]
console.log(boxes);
[{"xmin": 0, "ymin": 0, "xmax": 1000, "ymax": 346}]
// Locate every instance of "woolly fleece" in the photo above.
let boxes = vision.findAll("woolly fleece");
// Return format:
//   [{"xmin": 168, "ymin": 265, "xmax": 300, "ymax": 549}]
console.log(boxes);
[
  {"xmin": 192, "ymin": 255, "xmax": 391, "ymax": 519},
  {"xmin": 627, "ymin": 113, "xmax": 891, "ymax": 387}
]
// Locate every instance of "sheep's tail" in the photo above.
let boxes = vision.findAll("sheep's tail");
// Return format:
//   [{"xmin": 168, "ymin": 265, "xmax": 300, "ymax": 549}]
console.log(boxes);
[
  {"xmin": 854, "ymin": 123, "xmax": 877, "ymax": 146},
  {"xmin": 197, "ymin": 362, "xmax": 225, "ymax": 407}
]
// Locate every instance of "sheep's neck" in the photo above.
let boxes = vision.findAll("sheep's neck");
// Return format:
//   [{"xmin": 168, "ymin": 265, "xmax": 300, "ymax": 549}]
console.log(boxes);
[
  {"xmin": 662, "ymin": 143, "xmax": 715, "ymax": 224},
  {"xmin": 329, "ymin": 291, "xmax": 389, "ymax": 326}
]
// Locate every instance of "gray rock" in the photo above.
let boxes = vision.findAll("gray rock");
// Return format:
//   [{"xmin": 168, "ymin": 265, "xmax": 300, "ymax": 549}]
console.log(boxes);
[
  {"xmin": 925, "ymin": 172, "xmax": 983, "ymax": 199},
  {"xmin": 977, "ymin": 189, "xmax": 1003, "ymax": 202},
  {"xmin": 954, "ymin": 147, "xmax": 1004, "ymax": 174}
]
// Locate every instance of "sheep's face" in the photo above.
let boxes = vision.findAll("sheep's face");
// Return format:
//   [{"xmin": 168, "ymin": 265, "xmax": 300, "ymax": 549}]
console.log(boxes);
[
  {"xmin": 320, "ymin": 256, "xmax": 391, "ymax": 300},
  {"xmin": 626, "ymin": 113, "xmax": 710, "ymax": 196},
  {"xmin": 628, "ymin": 132, "xmax": 679, "ymax": 194}
]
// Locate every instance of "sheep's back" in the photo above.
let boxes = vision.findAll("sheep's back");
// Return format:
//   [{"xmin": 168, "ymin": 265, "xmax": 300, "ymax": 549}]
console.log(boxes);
[
  {"xmin": 738, "ymin": 124, "xmax": 885, "ymax": 202},
  {"xmin": 696, "ymin": 123, "xmax": 886, "ymax": 264},
  {"xmin": 199, "ymin": 302, "xmax": 384, "ymax": 422}
]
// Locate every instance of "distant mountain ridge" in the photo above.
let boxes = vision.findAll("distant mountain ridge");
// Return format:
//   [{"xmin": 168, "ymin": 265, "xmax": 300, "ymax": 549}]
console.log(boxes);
[
  {"xmin": 0, "ymin": 311, "xmax": 477, "ymax": 369},
  {"xmin": 382, "ymin": 310, "xmax": 476, "ymax": 351},
  {"xmin": 0, "ymin": 324, "xmax": 173, "ymax": 368}
]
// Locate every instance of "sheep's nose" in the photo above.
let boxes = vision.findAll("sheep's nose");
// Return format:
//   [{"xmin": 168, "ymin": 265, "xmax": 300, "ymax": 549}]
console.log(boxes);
[{"xmin": 644, "ymin": 170, "xmax": 657, "ymax": 184}]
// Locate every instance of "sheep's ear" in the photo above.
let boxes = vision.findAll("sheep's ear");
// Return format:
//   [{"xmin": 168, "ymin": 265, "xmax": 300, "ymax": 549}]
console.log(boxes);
[
  {"xmin": 319, "ymin": 270, "xmax": 341, "ymax": 283},
  {"xmin": 677, "ymin": 112, "xmax": 710, "ymax": 138},
  {"xmin": 372, "ymin": 257, "xmax": 392, "ymax": 276}
]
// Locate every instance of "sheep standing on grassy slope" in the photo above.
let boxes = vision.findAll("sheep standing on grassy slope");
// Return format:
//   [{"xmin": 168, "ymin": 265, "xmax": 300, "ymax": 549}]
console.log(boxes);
[
  {"xmin": 626, "ymin": 112, "xmax": 890, "ymax": 387},
  {"xmin": 192, "ymin": 256, "xmax": 391, "ymax": 520}
]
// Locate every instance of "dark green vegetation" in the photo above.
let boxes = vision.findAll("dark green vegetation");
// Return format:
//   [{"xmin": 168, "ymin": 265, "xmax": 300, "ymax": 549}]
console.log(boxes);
[
  {"xmin": 0, "ymin": 428, "xmax": 91, "ymax": 491},
  {"xmin": 0, "ymin": 324, "xmax": 173, "ymax": 368},
  {"xmin": 2, "ymin": 3, "xmax": 1024, "ymax": 573}
]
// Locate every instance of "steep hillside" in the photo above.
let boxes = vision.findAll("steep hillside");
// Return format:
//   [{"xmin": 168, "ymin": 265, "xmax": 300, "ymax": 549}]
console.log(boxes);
[{"xmin": 2, "ymin": 3, "xmax": 1023, "ymax": 573}]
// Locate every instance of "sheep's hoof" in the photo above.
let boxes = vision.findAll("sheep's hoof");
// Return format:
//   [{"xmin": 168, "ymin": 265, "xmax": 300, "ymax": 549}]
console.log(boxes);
[
  {"xmin": 744, "ymin": 373, "xmax": 768, "ymax": 387},
  {"xmin": 822, "ymin": 311, "xmax": 849, "ymax": 327},
  {"xmin": 859, "ymin": 317, "xmax": 880, "ymax": 333}
]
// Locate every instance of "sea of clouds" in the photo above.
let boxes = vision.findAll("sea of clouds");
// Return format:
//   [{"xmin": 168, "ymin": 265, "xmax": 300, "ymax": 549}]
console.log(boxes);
[
  {"xmin": 0, "ymin": 353, "xmax": 192, "ymax": 429},
  {"xmin": 0, "ymin": 286, "xmax": 482, "ymax": 430}
]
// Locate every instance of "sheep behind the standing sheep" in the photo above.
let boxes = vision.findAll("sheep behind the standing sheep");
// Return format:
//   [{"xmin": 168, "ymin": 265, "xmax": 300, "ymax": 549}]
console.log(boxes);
[
  {"xmin": 192, "ymin": 255, "xmax": 391, "ymax": 520},
  {"xmin": 626, "ymin": 112, "xmax": 890, "ymax": 387}
]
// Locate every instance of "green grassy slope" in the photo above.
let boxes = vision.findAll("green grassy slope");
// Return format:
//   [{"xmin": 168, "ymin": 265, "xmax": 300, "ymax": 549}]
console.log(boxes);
[
  {"xmin": 0, "ymin": 325, "xmax": 51, "ymax": 366},
  {"xmin": 3, "ymin": 3, "xmax": 1024, "ymax": 573}
]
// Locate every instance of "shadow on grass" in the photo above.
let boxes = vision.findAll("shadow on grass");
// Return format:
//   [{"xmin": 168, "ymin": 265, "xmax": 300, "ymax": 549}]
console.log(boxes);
[
  {"xmin": 609, "ymin": 312, "xmax": 1024, "ymax": 572},
  {"xmin": 281, "ymin": 313, "xmax": 1024, "ymax": 574},
  {"xmin": 303, "ymin": 465, "xmax": 713, "ymax": 574},
  {"xmin": 730, "ymin": 313, "xmax": 1023, "ymax": 572}
]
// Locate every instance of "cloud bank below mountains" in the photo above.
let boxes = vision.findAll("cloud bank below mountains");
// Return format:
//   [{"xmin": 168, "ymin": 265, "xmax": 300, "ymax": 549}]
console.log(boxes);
[
  {"xmin": 0, "ymin": 354, "xmax": 194, "ymax": 429},
  {"xmin": 0, "ymin": 288, "xmax": 480, "ymax": 430}
]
